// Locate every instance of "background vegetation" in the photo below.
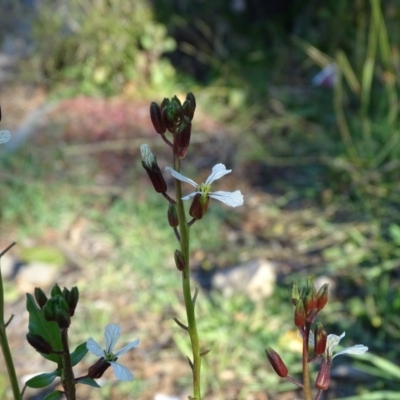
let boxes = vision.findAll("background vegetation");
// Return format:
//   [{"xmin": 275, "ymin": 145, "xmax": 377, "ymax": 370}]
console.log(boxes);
[{"xmin": 1, "ymin": 0, "xmax": 400, "ymax": 399}]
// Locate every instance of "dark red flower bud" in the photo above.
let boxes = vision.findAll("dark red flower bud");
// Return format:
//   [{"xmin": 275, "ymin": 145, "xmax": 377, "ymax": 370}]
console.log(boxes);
[
  {"xmin": 189, "ymin": 193, "xmax": 209, "ymax": 220},
  {"xmin": 304, "ymin": 277, "xmax": 317, "ymax": 315},
  {"xmin": 168, "ymin": 203, "xmax": 179, "ymax": 227},
  {"xmin": 174, "ymin": 116, "xmax": 192, "ymax": 159},
  {"xmin": 88, "ymin": 358, "xmax": 111, "ymax": 379},
  {"xmin": 174, "ymin": 250, "xmax": 186, "ymax": 271},
  {"xmin": 315, "ymin": 358, "xmax": 331, "ymax": 390},
  {"xmin": 181, "ymin": 93, "xmax": 196, "ymax": 121},
  {"xmin": 294, "ymin": 301, "xmax": 306, "ymax": 329},
  {"xmin": 140, "ymin": 144, "xmax": 168, "ymax": 194},
  {"xmin": 316, "ymin": 283, "xmax": 329, "ymax": 310},
  {"xmin": 265, "ymin": 347, "xmax": 288, "ymax": 378},
  {"xmin": 150, "ymin": 102, "xmax": 166, "ymax": 134}
]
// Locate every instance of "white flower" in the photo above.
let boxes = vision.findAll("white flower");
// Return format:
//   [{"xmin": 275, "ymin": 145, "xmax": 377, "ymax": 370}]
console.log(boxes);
[
  {"xmin": 87, "ymin": 324, "xmax": 139, "ymax": 381},
  {"xmin": 309, "ymin": 331, "xmax": 368, "ymax": 360},
  {"xmin": 165, "ymin": 163, "xmax": 243, "ymax": 207}
]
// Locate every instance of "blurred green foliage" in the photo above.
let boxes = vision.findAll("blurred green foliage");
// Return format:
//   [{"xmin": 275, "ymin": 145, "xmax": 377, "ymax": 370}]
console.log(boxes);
[{"xmin": 31, "ymin": 0, "xmax": 177, "ymax": 95}]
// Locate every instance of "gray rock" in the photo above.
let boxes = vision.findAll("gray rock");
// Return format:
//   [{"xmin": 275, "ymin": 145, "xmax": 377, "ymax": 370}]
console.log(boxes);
[
  {"xmin": 16, "ymin": 261, "xmax": 61, "ymax": 292},
  {"xmin": 212, "ymin": 259, "xmax": 277, "ymax": 301}
]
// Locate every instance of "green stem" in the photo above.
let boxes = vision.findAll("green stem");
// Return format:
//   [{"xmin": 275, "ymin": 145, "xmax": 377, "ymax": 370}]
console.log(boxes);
[
  {"xmin": 0, "ymin": 244, "xmax": 22, "ymax": 400},
  {"xmin": 174, "ymin": 157, "xmax": 202, "ymax": 400},
  {"xmin": 60, "ymin": 328, "xmax": 76, "ymax": 400},
  {"xmin": 302, "ymin": 325, "xmax": 312, "ymax": 400}
]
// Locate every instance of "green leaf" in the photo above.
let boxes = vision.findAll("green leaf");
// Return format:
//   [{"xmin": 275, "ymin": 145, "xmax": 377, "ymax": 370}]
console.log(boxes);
[
  {"xmin": 43, "ymin": 390, "xmax": 64, "ymax": 400},
  {"xmin": 26, "ymin": 371, "xmax": 58, "ymax": 388},
  {"xmin": 71, "ymin": 342, "xmax": 89, "ymax": 367},
  {"xmin": 26, "ymin": 294, "xmax": 62, "ymax": 363},
  {"xmin": 76, "ymin": 377, "xmax": 101, "ymax": 388},
  {"xmin": 389, "ymin": 224, "xmax": 400, "ymax": 245}
]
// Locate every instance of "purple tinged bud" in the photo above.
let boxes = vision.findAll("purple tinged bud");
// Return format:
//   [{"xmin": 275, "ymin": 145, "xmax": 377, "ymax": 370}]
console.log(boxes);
[
  {"xmin": 315, "ymin": 358, "xmax": 331, "ymax": 390},
  {"xmin": 185, "ymin": 92, "xmax": 196, "ymax": 120},
  {"xmin": 174, "ymin": 250, "xmax": 186, "ymax": 271},
  {"xmin": 314, "ymin": 323, "xmax": 327, "ymax": 356},
  {"xmin": 316, "ymin": 283, "xmax": 329, "ymax": 311},
  {"xmin": 140, "ymin": 144, "xmax": 168, "ymax": 194},
  {"xmin": 150, "ymin": 102, "xmax": 166, "ymax": 134},
  {"xmin": 174, "ymin": 116, "xmax": 192, "ymax": 159},
  {"xmin": 189, "ymin": 193, "xmax": 209, "ymax": 220},
  {"xmin": 161, "ymin": 105, "xmax": 176, "ymax": 133},
  {"xmin": 168, "ymin": 203, "xmax": 179, "ymax": 227},
  {"xmin": 265, "ymin": 347, "xmax": 288, "ymax": 378}
]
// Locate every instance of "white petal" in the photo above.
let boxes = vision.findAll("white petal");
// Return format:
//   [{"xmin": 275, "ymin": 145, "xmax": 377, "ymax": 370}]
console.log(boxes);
[
  {"xmin": 209, "ymin": 190, "xmax": 243, "ymax": 207},
  {"xmin": 181, "ymin": 191, "xmax": 201, "ymax": 201},
  {"xmin": 328, "ymin": 332, "xmax": 344, "ymax": 346},
  {"xmin": 109, "ymin": 361, "xmax": 134, "ymax": 381},
  {"xmin": 334, "ymin": 344, "xmax": 368, "ymax": 358},
  {"xmin": 205, "ymin": 164, "xmax": 232, "ymax": 184},
  {"xmin": 114, "ymin": 338, "xmax": 140, "ymax": 357},
  {"xmin": 165, "ymin": 167, "xmax": 197, "ymax": 187},
  {"xmin": 0, "ymin": 130, "xmax": 11, "ymax": 144},
  {"xmin": 104, "ymin": 324, "xmax": 121, "ymax": 352},
  {"xmin": 86, "ymin": 338, "xmax": 104, "ymax": 357}
]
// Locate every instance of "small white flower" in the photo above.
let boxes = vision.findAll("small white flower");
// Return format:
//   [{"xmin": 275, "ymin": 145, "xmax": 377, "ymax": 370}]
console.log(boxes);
[
  {"xmin": 309, "ymin": 331, "xmax": 368, "ymax": 360},
  {"xmin": 87, "ymin": 324, "xmax": 139, "ymax": 381},
  {"xmin": 165, "ymin": 163, "xmax": 243, "ymax": 207}
]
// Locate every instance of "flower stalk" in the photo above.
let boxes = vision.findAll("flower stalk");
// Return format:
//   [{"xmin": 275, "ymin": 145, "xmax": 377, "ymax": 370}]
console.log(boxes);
[{"xmin": 0, "ymin": 242, "xmax": 22, "ymax": 400}]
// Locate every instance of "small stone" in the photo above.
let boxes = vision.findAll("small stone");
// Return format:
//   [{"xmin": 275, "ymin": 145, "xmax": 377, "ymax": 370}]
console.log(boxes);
[
  {"xmin": 212, "ymin": 259, "xmax": 277, "ymax": 301},
  {"xmin": 16, "ymin": 262, "xmax": 61, "ymax": 293}
]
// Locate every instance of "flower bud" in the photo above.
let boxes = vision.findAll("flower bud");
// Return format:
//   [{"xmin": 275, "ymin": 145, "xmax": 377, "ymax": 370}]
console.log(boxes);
[
  {"xmin": 150, "ymin": 102, "xmax": 166, "ymax": 134},
  {"xmin": 314, "ymin": 323, "xmax": 327, "ymax": 356},
  {"xmin": 26, "ymin": 333, "xmax": 53, "ymax": 354},
  {"xmin": 184, "ymin": 92, "xmax": 196, "ymax": 120},
  {"xmin": 189, "ymin": 193, "xmax": 209, "ymax": 220},
  {"xmin": 51, "ymin": 284, "xmax": 63, "ymax": 297},
  {"xmin": 316, "ymin": 283, "xmax": 329, "ymax": 311},
  {"xmin": 161, "ymin": 98, "xmax": 181, "ymax": 133},
  {"xmin": 43, "ymin": 299, "xmax": 57, "ymax": 322},
  {"xmin": 56, "ymin": 308, "xmax": 71, "ymax": 329},
  {"xmin": 168, "ymin": 203, "xmax": 179, "ymax": 227},
  {"xmin": 294, "ymin": 300, "xmax": 306, "ymax": 329},
  {"xmin": 290, "ymin": 281, "xmax": 300, "ymax": 306},
  {"xmin": 315, "ymin": 358, "xmax": 331, "ymax": 390},
  {"xmin": 265, "ymin": 347, "xmax": 288, "ymax": 378},
  {"xmin": 174, "ymin": 116, "xmax": 192, "ymax": 159},
  {"xmin": 88, "ymin": 357, "xmax": 111, "ymax": 379},
  {"xmin": 66, "ymin": 286, "xmax": 79, "ymax": 317},
  {"xmin": 174, "ymin": 250, "xmax": 186, "ymax": 271},
  {"xmin": 304, "ymin": 277, "xmax": 317, "ymax": 315},
  {"xmin": 140, "ymin": 144, "xmax": 168, "ymax": 194},
  {"xmin": 34, "ymin": 287, "xmax": 48, "ymax": 309}
]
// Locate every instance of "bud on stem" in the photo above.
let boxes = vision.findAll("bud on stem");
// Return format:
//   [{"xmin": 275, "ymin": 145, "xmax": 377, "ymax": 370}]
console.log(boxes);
[{"xmin": 265, "ymin": 347, "xmax": 288, "ymax": 378}]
